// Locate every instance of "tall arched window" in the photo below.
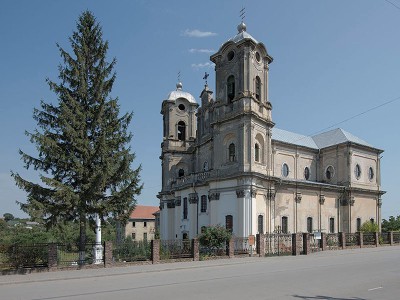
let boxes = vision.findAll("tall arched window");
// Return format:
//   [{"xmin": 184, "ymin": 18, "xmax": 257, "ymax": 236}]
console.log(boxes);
[
  {"xmin": 258, "ymin": 215, "xmax": 264, "ymax": 233},
  {"xmin": 255, "ymin": 143, "xmax": 260, "ymax": 162},
  {"xmin": 225, "ymin": 215, "xmax": 233, "ymax": 233},
  {"xmin": 227, "ymin": 75, "xmax": 235, "ymax": 102},
  {"xmin": 255, "ymin": 76, "xmax": 261, "ymax": 101},
  {"xmin": 307, "ymin": 217, "xmax": 313, "ymax": 233},
  {"xmin": 177, "ymin": 121, "xmax": 186, "ymax": 141},
  {"xmin": 201, "ymin": 195, "xmax": 207, "ymax": 213},
  {"xmin": 229, "ymin": 143, "xmax": 236, "ymax": 162}
]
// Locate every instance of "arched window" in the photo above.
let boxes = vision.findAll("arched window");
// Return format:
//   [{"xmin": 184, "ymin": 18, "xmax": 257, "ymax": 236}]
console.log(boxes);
[
  {"xmin": 307, "ymin": 217, "xmax": 313, "ymax": 233},
  {"xmin": 227, "ymin": 75, "xmax": 235, "ymax": 102},
  {"xmin": 201, "ymin": 195, "xmax": 207, "ymax": 213},
  {"xmin": 225, "ymin": 215, "xmax": 233, "ymax": 233},
  {"xmin": 255, "ymin": 143, "xmax": 260, "ymax": 162},
  {"xmin": 177, "ymin": 121, "xmax": 186, "ymax": 141},
  {"xmin": 178, "ymin": 169, "xmax": 184, "ymax": 178},
  {"xmin": 229, "ymin": 143, "xmax": 236, "ymax": 162},
  {"xmin": 255, "ymin": 76, "xmax": 261, "ymax": 101},
  {"xmin": 258, "ymin": 215, "xmax": 264, "ymax": 233}
]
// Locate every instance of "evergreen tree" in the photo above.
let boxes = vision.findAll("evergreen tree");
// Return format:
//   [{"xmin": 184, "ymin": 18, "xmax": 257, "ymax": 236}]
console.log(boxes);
[{"xmin": 12, "ymin": 11, "xmax": 142, "ymax": 261}]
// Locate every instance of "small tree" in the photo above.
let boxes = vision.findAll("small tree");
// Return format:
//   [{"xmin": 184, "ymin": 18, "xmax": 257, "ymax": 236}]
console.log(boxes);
[
  {"xmin": 198, "ymin": 225, "xmax": 232, "ymax": 250},
  {"xmin": 12, "ymin": 11, "xmax": 142, "ymax": 262},
  {"xmin": 3, "ymin": 213, "xmax": 15, "ymax": 222},
  {"xmin": 381, "ymin": 215, "xmax": 400, "ymax": 232},
  {"xmin": 359, "ymin": 220, "xmax": 379, "ymax": 233}
]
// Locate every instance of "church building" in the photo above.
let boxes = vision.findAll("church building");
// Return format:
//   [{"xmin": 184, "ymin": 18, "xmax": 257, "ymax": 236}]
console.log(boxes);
[{"xmin": 157, "ymin": 21, "xmax": 384, "ymax": 240}]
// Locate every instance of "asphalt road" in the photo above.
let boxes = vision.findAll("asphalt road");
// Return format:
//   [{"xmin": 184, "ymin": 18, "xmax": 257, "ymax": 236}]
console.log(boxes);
[{"xmin": 1, "ymin": 246, "xmax": 399, "ymax": 300}]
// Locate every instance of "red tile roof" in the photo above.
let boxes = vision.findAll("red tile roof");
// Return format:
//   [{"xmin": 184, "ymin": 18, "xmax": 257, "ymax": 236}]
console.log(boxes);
[{"xmin": 129, "ymin": 205, "xmax": 159, "ymax": 220}]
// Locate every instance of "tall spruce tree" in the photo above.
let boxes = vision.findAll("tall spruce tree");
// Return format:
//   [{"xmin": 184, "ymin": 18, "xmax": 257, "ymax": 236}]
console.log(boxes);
[{"xmin": 12, "ymin": 11, "xmax": 142, "ymax": 259}]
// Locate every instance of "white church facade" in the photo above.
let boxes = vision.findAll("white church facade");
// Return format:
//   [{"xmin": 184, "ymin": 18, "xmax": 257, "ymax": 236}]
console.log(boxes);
[{"xmin": 158, "ymin": 22, "xmax": 384, "ymax": 240}]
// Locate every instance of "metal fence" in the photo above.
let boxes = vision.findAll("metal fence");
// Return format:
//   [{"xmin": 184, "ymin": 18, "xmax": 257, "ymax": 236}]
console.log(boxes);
[
  {"xmin": 362, "ymin": 233, "xmax": 376, "ymax": 246},
  {"xmin": 326, "ymin": 233, "xmax": 340, "ymax": 250},
  {"xmin": 57, "ymin": 243, "xmax": 102, "ymax": 266},
  {"xmin": 199, "ymin": 244, "xmax": 227, "ymax": 257},
  {"xmin": 345, "ymin": 233, "xmax": 359, "ymax": 247},
  {"xmin": 393, "ymin": 232, "xmax": 400, "ymax": 244},
  {"xmin": 234, "ymin": 237, "xmax": 250, "ymax": 255},
  {"xmin": 0, "ymin": 244, "xmax": 48, "ymax": 269},
  {"xmin": 379, "ymin": 232, "xmax": 390, "ymax": 245},
  {"xmin": 309, "ymin": 234, "xmax": 321, "ymax": 253},
  {"xmin": 113, "ymin": 240, "xmax": 151, "ymax": 262},
  {"xmin": 264, "ymin": 234, "xmax": 292, "ymax": 256},
  {"xmin": 160, "ymin": 239, "xmax": 192, "ymax": 260}
]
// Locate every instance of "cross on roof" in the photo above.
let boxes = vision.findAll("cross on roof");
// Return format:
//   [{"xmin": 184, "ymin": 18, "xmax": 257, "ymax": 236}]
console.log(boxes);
[
  {"xmin": 203, "ymin": 72, "xmax": 209, "ymax": 85},
  {"xmin": 240, "ymin": 7, "xmax": 245, "ymax": 21}
]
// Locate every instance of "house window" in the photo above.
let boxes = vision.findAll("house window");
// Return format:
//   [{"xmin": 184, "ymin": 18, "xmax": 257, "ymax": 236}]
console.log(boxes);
[
  {"xmin": 132, "ymin": 233, "xmax": 136, "ymax": 240},
  {"xmin": 227, "ymin": 75, "xmax": 235, "ymax": 102},
  {"xmin": 357, "ymin": 218, "xmax": 361, "ymax": 231},
  {"xmin": 329, "ymin": 218, "xmax": 335, "ymax": 233},
  {"xmin": 307, "ymin": 217, "xmax": 313, "ymax": 233},
  {"xmin": 225, "ymin": 215, "xmax": 233, "ymax": 233},
  {"xmin": 144, "ymin": 221, "xmax": 147, "ymax": 228},
  {"xmin": 178, "ymin": 169, "xmax": 185, "ymax": 178},
  {"xmin": 132, "ymin": 221, "xmax": 135, "ymax": 228},
  {"xmin": 177, "ymin": 121, "xmax": 186, "ymax": 141},
  {"xmin": 255, "ymin": 143, "xmax": 260, "ymax": 162},
  {"xmin": 368, "ymin": 167, "xmax": 374, "ymax": 181},
  {"xmin": 326, "ymin": 166, "xmax": 334, "ymax": 180},
  {"xmin": 143, "ymin": 233, "xmax": 147, "ymax": 241},
  {"xmin": 355, "ymin": 164, "xmax": 361, "ymax": 180},
  {"xmin": 304, "ymin": 167, "xmax": 310, "ymax": 180},
  {"xmin": 282, "ymin": 216, "xmax": 288, "ymax": 234},
  {"xmin": 258, "ymin": 215, "xmax": 264, "ymax": 234},
  {"xmin": 183, "ymin": 197, "xmax": 188, "ymax": 219},
  {"xmin": 282, "ymin": 163, "xmax": 289, "ymax": 177},
  {"xmin": 255, "ymin": 76, "xmax": 261, "ymax": 100},
  {"xmin": 201, "ymin": 195, "xmax": 207, "ymax": 213},
  {"xmin": 229, "ymin": 143, "xmax": 236, "ymax": 162}
]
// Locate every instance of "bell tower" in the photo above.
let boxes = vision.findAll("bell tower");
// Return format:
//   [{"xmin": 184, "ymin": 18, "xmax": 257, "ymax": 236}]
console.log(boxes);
[{"xmin": 209, "ymin": 21, "xmax": 275, "ymax": 174}]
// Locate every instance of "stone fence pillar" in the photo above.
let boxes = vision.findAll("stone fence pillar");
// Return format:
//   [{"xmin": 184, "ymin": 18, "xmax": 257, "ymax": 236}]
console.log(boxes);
[
  {"xmin": 228, "ymin": 238, "xmax": 234, "ymax": 258},
  {"xmin": 152, "ymin": 239, "xmax": 160, "ymax": 264},
  {"xmin": 339, "ymin": 232, "xmax": 346, "ymax": 249},
  {"xmin": 375, "ymin": 232, "xmax": 379, "ymax": 247},
  {"xmin": 321, "ymin": 233, "xmax": 327, "ymax": 251},
  {"xmin": 104, "ymin": 241, "xmax": 113, "ymax": 267},
  {"xmin": 359, "ymin": 232, "xmax": 364, "ymax": 248},
  {"xmin": 292, "ymin": 233, "xmax": 300, "ymax": 256},
  {"xmin": 192, "ymin": 239, "xmax": 199, "ymax": 261},
  {"xmin": 48, "ymin": 243, "xmax": 58, "ymax": 271},
  {"xmin": 257, "ymin": 234, "xmax": 265, "ymax": 257},
  {"xmin": 390, "ymin": 232, "xmax": 394, "ymax": 246}
]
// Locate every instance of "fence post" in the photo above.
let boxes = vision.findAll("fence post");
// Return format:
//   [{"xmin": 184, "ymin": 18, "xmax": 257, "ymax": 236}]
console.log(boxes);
[
  {"xmin": 375, "ymin": 232, "xmax": 379, "ymax": 247},
  {"xmin": 390, "ymin": 232, "xmax": 394, "ymax": 246},
  {"xmin": 48, "ymin": 243, "xmax": 58, "ymax": 271},
  {"xmin": 228, "ymin": 238, "xmax": 234, "ymax": 258},
  {"xmin": 302, "ymin": 233, "xmax": 309, "ymax": 255},
  {"xmin": 152, "ymin": 239, "xmax": 160, "ymax": 264},
  {"xmin": 104, "ymin": 241, "xmax": 113, "ymax": 267},
  {"xmin": 359, "ymin": 232, "xmax": 363, "ymax": 248},
  {"xmin": 257, "ymin": 234, "xmax": 265, "ymax": 257},
  {"xmin": 192, "ymin": 239, "xmax": 199, "ymax": 261},
  {"xmin": 292, "ymin": 233, "xmax": 299, "ymax": 256},
  {"xmin": 339, "ymin": 232, "xmax": 346, "ymax": 249},
  {"xmin": 321, "ymin": 233, "xmax": 326, "ymax": 251}
]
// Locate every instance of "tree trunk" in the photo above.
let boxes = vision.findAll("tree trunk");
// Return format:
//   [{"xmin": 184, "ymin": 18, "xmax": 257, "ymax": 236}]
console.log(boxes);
[{"xmin": 79, "ymin": 214, "xmax": 86, "ymax": 265}]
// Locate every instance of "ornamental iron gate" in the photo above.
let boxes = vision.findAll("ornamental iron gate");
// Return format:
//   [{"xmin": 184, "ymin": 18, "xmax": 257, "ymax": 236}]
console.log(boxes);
[{"xmin": 264, "ymin": 234, "xmax": 292, "ymax": 256}]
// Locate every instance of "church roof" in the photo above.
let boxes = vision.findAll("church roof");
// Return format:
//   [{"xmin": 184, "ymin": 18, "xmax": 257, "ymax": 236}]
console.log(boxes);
[
  {"xmin": 228, "ymin": 21, "xmax": 258, "ymax": 44},
  {"xmin": 272, "ymin": 127, "xmax": 377, "ymax": 150},
  {"xmin": 166, "ymin": 82, "xmax": 197, "ymax": 104},
  {"xmin": 312, "ymin": 128, "xmax": 373, "ymax": 149},
  {"xmin": 272, "ymin": 128, "xmax": 318, "ymax": 149}
]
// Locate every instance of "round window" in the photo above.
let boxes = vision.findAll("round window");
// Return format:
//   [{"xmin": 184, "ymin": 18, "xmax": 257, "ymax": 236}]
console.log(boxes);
[
  {"xmin": 227, "ymin": 51, "xmax": 235, "ymax": 61},
  {"xmin": 282, "ymin": 163, "xmax": 289, "ymax": 177},
  {"xmin": 255, "ymin": 52, "xmax": 261, "ymax": 62},
  {"xmin": 304, "ymin": 167, "xmax": 310, "ymax": 180},
  {"xmin": 355, "ymin": 164, "xmax": 361, "ymax": 180},
  {"xmin": 178, "ymin": 104, "xmax": 185, "ymax": 111},
  {"xmin": 368, "ymin": 167, "xmax": 374, "ymax": 181},
  {"xmin": 326, "ymin": 166, "xmax": 335, "ymax": 180}
]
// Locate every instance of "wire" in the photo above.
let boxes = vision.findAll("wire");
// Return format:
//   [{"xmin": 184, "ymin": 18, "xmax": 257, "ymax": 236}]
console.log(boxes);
[
  {"xmin": 385, "ymin": 0, "xmax": 400, "ymax": 11},
  {"xmin": 308, "ymin": 95, "xmax": 400, "ymax": 137}
]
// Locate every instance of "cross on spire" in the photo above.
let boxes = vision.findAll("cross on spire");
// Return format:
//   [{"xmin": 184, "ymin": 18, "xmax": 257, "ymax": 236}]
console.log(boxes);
[
  {"xmin": 177, "ymin": 71, "xmax": 181, "ymax": 82},
  {"xmin": 240, "ymin": 7, "xmax": 245, "ymax": 21},
  {"xmin": 203, "ymin": 72, "xmax": 209, "ymax": 85}
]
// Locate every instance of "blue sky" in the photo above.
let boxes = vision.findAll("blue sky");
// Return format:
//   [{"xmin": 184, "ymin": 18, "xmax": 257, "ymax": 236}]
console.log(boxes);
[{"xmin": 1, "ymin": 0, "xmax": 399, "ymax": 220}]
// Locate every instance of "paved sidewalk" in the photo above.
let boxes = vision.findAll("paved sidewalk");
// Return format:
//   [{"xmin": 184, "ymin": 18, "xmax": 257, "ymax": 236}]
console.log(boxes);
[{"xmin": 0, "ymin": 246, "xmax": 397, "ymax": 286}]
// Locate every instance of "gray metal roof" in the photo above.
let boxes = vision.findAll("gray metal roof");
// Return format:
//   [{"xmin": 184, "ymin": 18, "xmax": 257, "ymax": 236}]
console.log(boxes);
[
  {"xmin": 166, "ymin": 84, "xmax": 196, "ymax": 104},
  {"xmin": 272, "ymin": 128, "xmax": 318, "ymax": 149},
  {"xmin": 228, "ymin": 31, "xmax": 258, "ymax": 44},
  {"xmin": 312, "ymin": 128, "xmax": 373, "ymax": 149},
  {"xmin": 272, "ymin": 127, "xmax": 375, "ymax": 150}
]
